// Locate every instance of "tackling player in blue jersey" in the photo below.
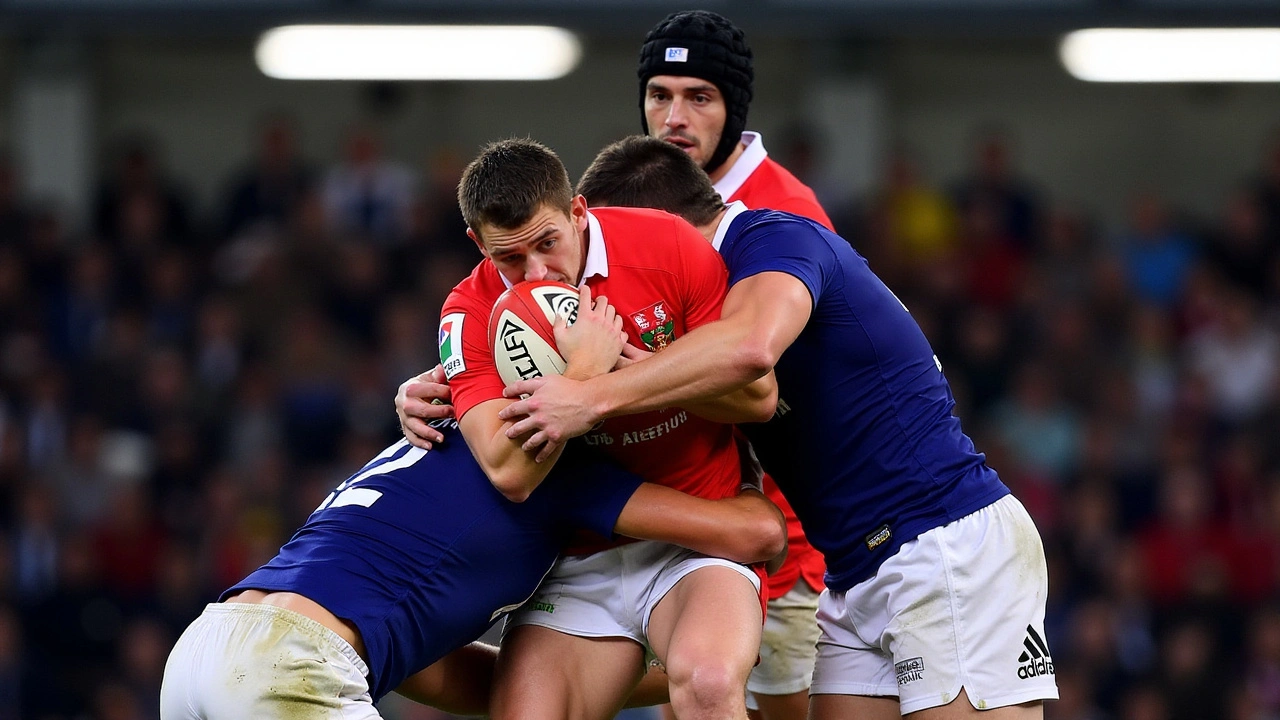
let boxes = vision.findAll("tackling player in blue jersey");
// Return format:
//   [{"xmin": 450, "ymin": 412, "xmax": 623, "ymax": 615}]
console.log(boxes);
[
  {"xmin": 160, "ymin": 338, "xmax": 786, "ymax": 716},
  {"xmin": 493, "ymin": 136, "xmax": 1058, "ymax": 720}
]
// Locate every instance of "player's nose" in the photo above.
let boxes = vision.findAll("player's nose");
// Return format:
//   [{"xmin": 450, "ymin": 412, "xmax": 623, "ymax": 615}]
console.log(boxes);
[
  {"xmin": 663, "ymin": 99, "xmax": 687, "ymax": 128},
  {"xmin": 524, "ymin": 261, "xmax": 548, "ymax": 282}
]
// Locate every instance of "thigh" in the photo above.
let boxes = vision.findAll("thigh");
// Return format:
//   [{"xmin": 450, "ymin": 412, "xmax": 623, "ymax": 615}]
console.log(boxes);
[
  {"xmin": 491, "ymin": 623, "xmax": 645, "ymax": 720},
  {"xmin": 752, "ymin": 689, "xmax": 811, "ymax": 720},
  {"xmin": 809, "ymin": 693, "xmax": 900, "ymax": 720},
  {"xmin": 646, "ymin": 564, "xmax": 762, "ymax": 676}
]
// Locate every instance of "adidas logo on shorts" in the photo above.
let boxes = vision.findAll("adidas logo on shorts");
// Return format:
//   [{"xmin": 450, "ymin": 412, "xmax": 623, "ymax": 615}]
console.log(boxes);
[{"xmin": 1016, "ymin": 625, "xmax": 1054, "ymax": 679}]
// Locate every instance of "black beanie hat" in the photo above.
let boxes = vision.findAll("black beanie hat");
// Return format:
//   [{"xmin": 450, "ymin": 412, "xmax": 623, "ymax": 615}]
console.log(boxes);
[{"xmin": 637, "ymin": 10, "xmax": 754, "ymax": 175}]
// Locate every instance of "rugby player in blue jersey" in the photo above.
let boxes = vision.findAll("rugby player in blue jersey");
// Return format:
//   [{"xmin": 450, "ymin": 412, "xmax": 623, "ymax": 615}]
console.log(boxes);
[
  {"xmin": 160, "ymin": 302, "xmax": 786, "ymax": 719},
  {"xmin": 494, "ymin": 136, "xmax": 1058, "ymax": 720}
]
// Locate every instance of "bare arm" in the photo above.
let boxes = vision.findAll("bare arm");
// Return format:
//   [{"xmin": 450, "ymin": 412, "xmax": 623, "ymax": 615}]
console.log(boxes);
[
  {"xmin": 458, "ymin": 285, "xmax": 625, "ymax": 501},
  {"xmin": 394, "ymin": 641, "xmax": 498, "ymax": 715},
  {"xmin": 614, "ymin": 485, "xmax": 786, "ymax": 565},
  {"xmin": 457, "ymin": 399, "xmax": 564, "ymax": 502},
  {"xmin": 610, "ymin": 343, "xmax": 779, "ymax": 426},
  {"xmin": 499, "ymin": 272, "xmax": 813, "ymax": 448}
]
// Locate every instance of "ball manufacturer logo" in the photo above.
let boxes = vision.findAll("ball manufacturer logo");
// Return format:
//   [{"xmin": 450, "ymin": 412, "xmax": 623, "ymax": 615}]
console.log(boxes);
[
  {"xmin": 497, "ymin": 316, "xmax": 547, "ymax": 382},
  {"xmin": 530, "ymin": 286, "xmax": 579, "ymax": 325}
]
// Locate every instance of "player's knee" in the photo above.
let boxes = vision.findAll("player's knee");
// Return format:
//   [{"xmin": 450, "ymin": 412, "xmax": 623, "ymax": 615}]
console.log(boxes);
[{"xmin": 667, "ymin": 660, "xmax": 746, "ymax": 717}]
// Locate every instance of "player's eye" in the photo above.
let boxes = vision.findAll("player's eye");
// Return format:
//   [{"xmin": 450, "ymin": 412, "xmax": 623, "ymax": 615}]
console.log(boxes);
[{"xmin": 539, "ymin": 238, "xmax": 557, "ymax": 251}]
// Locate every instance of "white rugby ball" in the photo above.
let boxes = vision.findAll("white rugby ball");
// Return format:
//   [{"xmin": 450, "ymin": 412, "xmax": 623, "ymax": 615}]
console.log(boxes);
[{"xmin": 489, "ymin": 281, "xmax": 579, "ymax": 392}]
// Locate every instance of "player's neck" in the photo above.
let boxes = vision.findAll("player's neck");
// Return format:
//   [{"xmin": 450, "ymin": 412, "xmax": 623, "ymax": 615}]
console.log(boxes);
[
  {"xmin": 705, "ymin": 141, "xmax": 746, "ymax": 184},
  {"xmin": 696, "ymin": 207, "xmax": 729, "ymax": 245}
]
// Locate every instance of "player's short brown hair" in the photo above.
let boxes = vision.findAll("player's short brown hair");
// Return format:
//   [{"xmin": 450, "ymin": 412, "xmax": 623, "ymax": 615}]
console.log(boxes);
[
  {"xmin": 577, "ymin": 136, "xmax": 725, "ymax": 227},
  {"xmin": 458, "ymin": 138, "xmax": 574, "ymax": 241}
]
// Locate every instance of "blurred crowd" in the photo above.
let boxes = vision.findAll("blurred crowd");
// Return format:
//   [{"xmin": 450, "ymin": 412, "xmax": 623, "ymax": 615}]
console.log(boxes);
[{"xmin": 3, "ymin": 114, "xmax": 1280, "ymax": 720}]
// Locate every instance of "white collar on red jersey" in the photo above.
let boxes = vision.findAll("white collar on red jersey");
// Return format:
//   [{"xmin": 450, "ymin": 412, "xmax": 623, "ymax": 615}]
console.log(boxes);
[
  {"xmin": 580, "ymin": 210, "xmax": 609, "ymax": 284},
  {"xmin": 712, "ymin": 131, "xmax": 766, "ymax": 203},
  {"xmin": 711, "ymin": 201, "xmax": 750, "ymax": 252},
  {"xmin": 496, "ymin": 209, "xmax": 607, "ymax": 290}
]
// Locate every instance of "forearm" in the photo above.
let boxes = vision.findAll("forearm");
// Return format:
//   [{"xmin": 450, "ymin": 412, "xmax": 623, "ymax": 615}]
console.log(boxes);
[
  {"xmin": 682, "ymin": 370, "xmax": 778, "ymax": 424},
  {"xmin": 590, "ymin": 272, "xmax": 810, "ymax": 419},
  {"xmin": 614, "ymin": 485, "xmax": 786, "ymax": 564},
  {"xmin": 394, "ymin": 642, "xmax": 497, "ymax": 715},
  {"xmin": 591, "ymin": 319, "xmax": 772, "ymax": 421}
]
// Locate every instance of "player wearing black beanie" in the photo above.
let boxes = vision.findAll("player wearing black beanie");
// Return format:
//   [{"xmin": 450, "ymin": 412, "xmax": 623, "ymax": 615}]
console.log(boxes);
[{"xmin": 637, "ymin": 10, "xmax": 754, "ymax": 175}]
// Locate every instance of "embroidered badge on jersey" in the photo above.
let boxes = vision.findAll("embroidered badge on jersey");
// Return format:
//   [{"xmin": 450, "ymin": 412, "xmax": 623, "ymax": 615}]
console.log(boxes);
[
  {"xmin": 439, "ymin": 313, "xmax": 467, "ymax": 379},
  {"xmin": 631, "ymin": 301, "xmax": 675, "ymax": 351}
]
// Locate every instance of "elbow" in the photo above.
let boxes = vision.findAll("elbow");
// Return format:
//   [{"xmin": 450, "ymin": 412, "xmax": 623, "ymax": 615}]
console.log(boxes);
[
  {"xmin": 745, "ymin": 383, "xmax": 779, "ymax": 424},
  {"xmin": 489, "ymin": 468, "xmax": 534, "ymax": 503},
  {"xmin": 731, "ymin": 512, "xmax": 787, "ymax": 564},
  {"xmin": 731, "ymin": 340, "xmax": 778, "ymax": 386},
  {"xmin": 756, "ymin": 514, "xmax": 788, "ymax": 561}
]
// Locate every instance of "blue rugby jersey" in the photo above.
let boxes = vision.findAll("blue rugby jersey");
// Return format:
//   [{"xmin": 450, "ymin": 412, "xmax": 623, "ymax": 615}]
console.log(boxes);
[
  {"xmin": 714, "ymin": 206, "xmax": 1010, "ymax": 592},
  {"xmin": 222, "ymin": 422, "xmax": 641, "ymax": 701}
]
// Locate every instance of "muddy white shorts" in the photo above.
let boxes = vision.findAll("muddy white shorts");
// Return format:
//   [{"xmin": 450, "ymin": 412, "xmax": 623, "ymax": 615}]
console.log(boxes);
[
  {"xmin": 746, "ymin": 582, "xmax": 821, "ymax": 710},
  {"xmin": 505, "ymin": 540, "xmax": 760, "ymax": 653},
  {"xmin": 810, "ymin": 495, "xmax": 1058, "ymax": 714},
  {"xmin": 160, "ymin": 603, "xmax": 377, "ymax": 720}
]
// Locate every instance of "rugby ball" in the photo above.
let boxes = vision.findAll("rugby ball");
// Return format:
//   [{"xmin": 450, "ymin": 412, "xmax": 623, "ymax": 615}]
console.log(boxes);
[{"xmin": 490, "ymin": 281, "xmax": 580, "ymax": 390}]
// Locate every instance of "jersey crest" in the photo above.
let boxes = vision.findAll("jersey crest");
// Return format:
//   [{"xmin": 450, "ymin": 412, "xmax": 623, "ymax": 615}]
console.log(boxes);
[{"xmin": 631, "ymin": 300, "xmax": 675, "ymax": 351}]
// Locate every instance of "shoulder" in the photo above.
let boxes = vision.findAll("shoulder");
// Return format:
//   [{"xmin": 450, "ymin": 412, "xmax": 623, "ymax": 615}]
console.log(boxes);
[
  {"xmin": 734, "ymin": 208, "xmax": 828, "ymax": 239},
  {"xmin": 444, "ymin": 261, "xmax": 504, "ymax": 310},
  {"xmin": 594, "ymin": 206, "xmax": 703, "ymax": 254},
  {"xmin": 593, "ymin": 206, "xmax": 685, "ymax": 235}
]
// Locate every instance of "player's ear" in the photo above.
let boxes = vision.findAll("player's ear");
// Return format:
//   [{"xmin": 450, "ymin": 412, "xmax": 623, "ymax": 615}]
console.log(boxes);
[
  {"xmin": 466, "ymin": 227, "xmax": 488, "ymax": 257},
  {"xmin": 571, "ymin": 195, "xmax": 589, "ymax": 232}
]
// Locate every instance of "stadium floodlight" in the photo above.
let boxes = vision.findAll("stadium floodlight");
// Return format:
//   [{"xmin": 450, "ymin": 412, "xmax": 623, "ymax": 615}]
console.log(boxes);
[
  {"xmin": 1060, "ymin": 28, "xmax": 1280, "ymax": 82},
  {"xmin": 256, "ymin": 25, "xmax": 582, "ymax": 81}
]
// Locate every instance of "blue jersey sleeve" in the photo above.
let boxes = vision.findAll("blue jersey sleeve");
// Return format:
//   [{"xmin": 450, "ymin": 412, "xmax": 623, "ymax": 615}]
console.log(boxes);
[
  {"xmin": 546, "ymin": 448, "xmax": 644, "ymax": 538},
  {"xmin": 721, "ymin": 212, "xmax": 835, "ymax": 309}
]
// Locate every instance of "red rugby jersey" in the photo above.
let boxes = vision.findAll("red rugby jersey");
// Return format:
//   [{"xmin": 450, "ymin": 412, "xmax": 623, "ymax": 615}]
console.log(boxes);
[
  {"xmin": 439, "ymin": 207, "xmax": 743, "ymax": 554},
  {"xmin": 715, "ymin": 132, "xmax": 835, "ymax": 233},
  {"xmin": 716, "ymin": 131, "xmax": 830, "ymax": 597}
]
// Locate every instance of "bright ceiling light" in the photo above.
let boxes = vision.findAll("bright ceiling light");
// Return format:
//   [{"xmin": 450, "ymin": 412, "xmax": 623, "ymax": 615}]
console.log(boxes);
[
  {"xmin": 1061, "ymin": 28, "xmax": 1280, "ymax": 82},
  {"xmin": 256, "ymin": 25, "xmax": 582, "ymax": 81}
]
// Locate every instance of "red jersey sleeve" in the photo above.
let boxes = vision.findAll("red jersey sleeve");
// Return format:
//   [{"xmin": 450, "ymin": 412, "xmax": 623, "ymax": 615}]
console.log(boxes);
[
  {"xmin": 438, "ymin": 287, "xmax": 506, "ymax": 421},
  {"xmin": 672, "ymin": 214, "xmax": 730, "ymax": 331}
]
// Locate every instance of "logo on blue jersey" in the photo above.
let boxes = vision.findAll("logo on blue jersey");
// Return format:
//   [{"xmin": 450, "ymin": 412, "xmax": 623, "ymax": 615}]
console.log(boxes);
[{"xmin": 865, "ymin": 524, "xmax": 891, "ymax": 551}]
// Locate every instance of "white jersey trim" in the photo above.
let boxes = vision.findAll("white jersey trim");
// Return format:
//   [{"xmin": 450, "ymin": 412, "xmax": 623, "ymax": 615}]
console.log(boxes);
[
  {"xmin": 711, "ymin": 201, "xmax": 751, "ymax": 253},
  {"xmin": 712, "ymin": 131, "xmax": 767, "ymax": 203}
]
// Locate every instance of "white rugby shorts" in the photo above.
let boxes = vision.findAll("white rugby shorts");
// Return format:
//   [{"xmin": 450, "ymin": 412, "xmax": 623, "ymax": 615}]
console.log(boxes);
[
  {"xmin": 746, "ymin": 582, "xmax": 821, "ymax": 710},
  {"xmin": 160, "ymin": 603, "xmax": 377, "ymax": 720},
  {"xmin": 505, "ymin": 540, "xmax": 761, "ymax": 653},
  {"xmin": 810, "ymin": 495, "xmax": 1058, "ymax": 714}
]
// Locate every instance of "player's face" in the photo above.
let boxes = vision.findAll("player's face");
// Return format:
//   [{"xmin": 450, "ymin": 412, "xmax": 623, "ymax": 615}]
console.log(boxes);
[
  {"xmin": 471, "ymin": 195, "xmax": 588, "ymax": 287},
  {"xmin": 644, "ymin": 75, "xmax": 726, "ymax": 170}
]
